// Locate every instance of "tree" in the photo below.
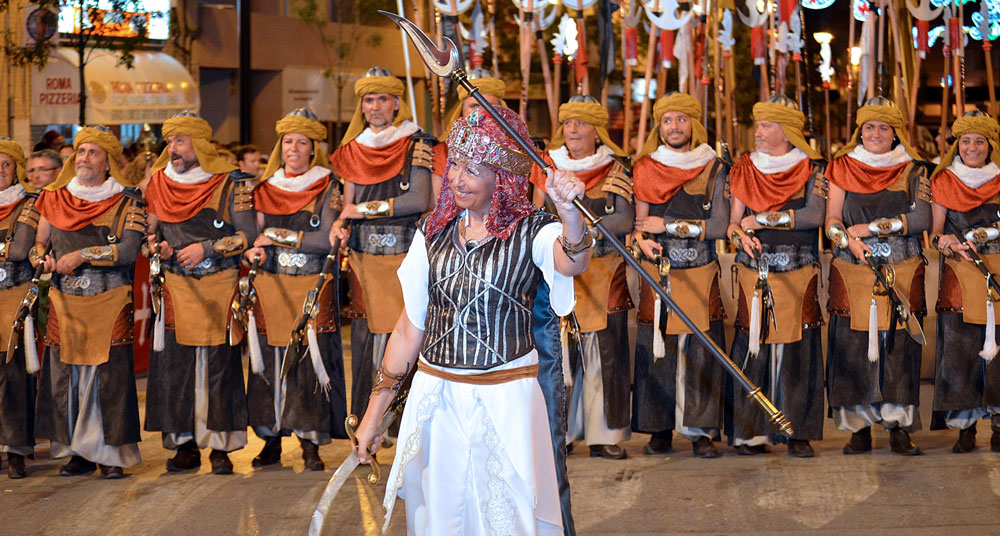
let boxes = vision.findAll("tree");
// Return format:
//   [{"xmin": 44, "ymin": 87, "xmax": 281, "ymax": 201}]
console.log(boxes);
[{"xmin": 62, "ymin": 0, "xmax": 160, "ymax": 124}]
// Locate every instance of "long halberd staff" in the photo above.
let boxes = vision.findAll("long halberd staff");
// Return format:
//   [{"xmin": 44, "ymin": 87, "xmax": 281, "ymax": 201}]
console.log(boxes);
[{"xmin": 380, "ymin": 10, "xmax": 795, "ymax": 437}]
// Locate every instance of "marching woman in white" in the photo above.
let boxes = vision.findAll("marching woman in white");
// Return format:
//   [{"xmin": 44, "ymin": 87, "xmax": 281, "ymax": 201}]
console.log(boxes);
[{"xmin": 351, "ymin": 106, "xmax": 590, "ymax": 535}]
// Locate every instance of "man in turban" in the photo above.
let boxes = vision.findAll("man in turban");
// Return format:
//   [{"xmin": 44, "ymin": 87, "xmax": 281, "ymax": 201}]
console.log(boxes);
[
  {"xmin": 430, "ymin": 68, "xmax": 506, "ymax": 201},
  {"xmin": 329, "ymin": 67, "xmax": 433, "ymax": 425},
  {"xmin": 630, "ymin": 92, "xmax": 730, "ymax": 458},
  {"xmin": 727, "ymin": 96, "xmax": 827, "ymax": 457},
  {"xmin": 826, "ymin": 97, "xmax": 931, "ymax": 456},
  {"xmin": 33, "ymin": 127, "xmax": 146, "ymax": 479},
  {"xmin": 0, "ymin": 138, "xmax": 41, "ymax": 478},
  {"xmin": 143, "ymin": 112, "xmax": 257, "ymax": 475},
  {"xmin": 530, "ymin": 94, "xmax": 634, "ymax": 460}
]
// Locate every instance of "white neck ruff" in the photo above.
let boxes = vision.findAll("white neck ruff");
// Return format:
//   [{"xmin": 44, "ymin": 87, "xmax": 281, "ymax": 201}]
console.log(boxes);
[
  {"xmin": 649, "ymin": 143, "xmax": 716, "ymax": 170},
  {"xmin": 355, "ymin": 120, "xmax": 420, "ymax": 148},
  {"xmin": 165, "ymin": 164, "xmax": 214, "ymax": 185},
  {"xmin": 0, "ymin": 183, "xmax": 26, "ymax": 207},
  {"xmin": 66, "ymin": 176, "xmax": 124, "ymax": 203},
  {"xmin": 549, "ymin": 145, "xmax": 615, "ymax": 172},
  {"xmin": 266, "ymin": 165, "xmax": 331, "ymax": 192},
  {"xmin": 749, "ymin": 148, "xmax": 808, "ymax": 174},
  {"xmin": 847, "ymin": 144, "xmax": 911, "ymax": 168},
  {"xmin": 948, "ymin": 160, "xmax": 1000, "ymax": 190}
]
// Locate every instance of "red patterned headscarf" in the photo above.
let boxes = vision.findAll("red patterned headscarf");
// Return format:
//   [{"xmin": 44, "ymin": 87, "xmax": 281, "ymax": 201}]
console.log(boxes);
[{"xmin": 424, "ymin": 107, "xmax": 536, "ymax": 240}]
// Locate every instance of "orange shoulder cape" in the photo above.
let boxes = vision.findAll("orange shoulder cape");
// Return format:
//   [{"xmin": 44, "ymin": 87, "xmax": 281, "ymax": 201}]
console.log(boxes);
[
  {"xmin": 253, "ymin": 174, "xmax": 331, "ymax": 216},
  {"xmin": 330, "ymin": 137, "xmax": 410, "ymax": 186},
  {"xmin": 826, "ymin": 154, "xmax": 909, "ymax": 194},
  {"xmin": 37, "ymin": 188, "xmax": 122, "ymax": 232},
  {"xmin": 729, "ymin": 153, "xmax": 813, "ymax": 212},
  {"xmin": 144, "ymin": 170, "xmax": 227, "ymax": 223},
  {"xmin": 632, "ymin": 156, "xmax": 710, "ymax": 204},
  {"xmin": 530, "ymin": 153, "xmax": 614, "ymax": 194},
  {"xmin": 931, "ymin": 169, "xmax": 1000, "ymax": 212}
]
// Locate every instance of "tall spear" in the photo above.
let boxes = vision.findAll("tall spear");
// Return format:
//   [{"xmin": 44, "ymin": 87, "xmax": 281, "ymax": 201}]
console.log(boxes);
[
  {"xmin": 532, "ymin": 9, "xmax": 560, "ymax": 138},
  {"xmin": 906, "ymin": 0, "xmax": 943, "ymax": 142},
  {"xmin": 519, "ymin": 7, "xmax": 531, "ymax": 117},
  {"xmin": 816, "ymin": 31, "xmax": 835, "ymax": 158},
  {"xmin": 846, "ymin": 3, "xmax": 856, "ymax": 138},
  {"xmin": 488, "ymin": 0, "xmax": 500, "ymax": 75},
  {"xmin": 622, "ymin": 0, "xmax": 643, "ymax": 154},
  {"xmin": 939, "ymin": 4, "xmax": 953, "ymax": 155},
  {"xmin": 381, "ymin": 9, "xmax": 795, "ymax": 437},
  {"xmin": 637, "ymin": 1, "xmax": 662, "ymax": 152},
  {"xmin": 875, "ymin": 0, "xmax": 886, "ymax": 96},
  {"xmin": 718, "ymin": 7, "xmax": 736, "ymax": 144},
  {"xmin": 738, "ymin": 0, "xmax": 769, "ymax": 101},
  {"xmin": 981, "ymin": 0, "xmax": 998, "ymax": 116},
  {"xmin": 954, "ymin": 0, "xmax": 965, "ymax": 115}
]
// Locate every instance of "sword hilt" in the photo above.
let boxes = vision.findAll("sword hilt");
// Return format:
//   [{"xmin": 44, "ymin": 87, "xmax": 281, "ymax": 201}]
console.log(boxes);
[{"xmin": 345, "ymin": 414, "xmax": 381, "ymax": 486}]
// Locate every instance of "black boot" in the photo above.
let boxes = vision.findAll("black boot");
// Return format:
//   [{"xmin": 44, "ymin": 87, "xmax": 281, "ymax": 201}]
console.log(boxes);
[
  {"xmin": 692, "ymin": 437, "xmax": 720, "ymax": 458},
  {"xmin": 992, "ymin": 416, "xmax": 1000, "ymax": 453},
  {"xmin": 300, "ymin": 438, "xmax": 324, "ymax": 471},
  {"xmin": 589, "ymin": 445, "xmax": 627, "ymax": 459},
  {"xmin": 166, "ymin": 442, "xmax": 201, "ymax": 472},
  {"xmin": 736, "ymin": 444, "xmax": 768, "ymax": 455},
  {"xmin": 60, "ymin": 455, "xmax": 97, "ymax": 476},
  {"xmin": 889, "ymin": 427, "xmax": 922, "ymax": 456},
  {"xmin": 843, "ymin": 426, "xmax": 872, "ymax": 455},
  {"xmin": 252, "ymin": 437, "xmax": 283, "ymax": 467},
  {"xmin": 953, "ymin": 423, "xmax": 977, "ymax": 453},
  {"xmin": 99, "ymin": 464, "xmax": 126, "ymax": 479},
  {"xmin": 7, "ymin": 453, "xmax": 26, "ymax": 479},
  {"xmin": 788, "ymin": 439, "xmax": 815, "ymax": 458},
  {"xmin": 643, "ymin": 430, "xmax": 673, "ymax": 455},
  {"xmin": 209, "ymin": 449, "xmax": 234, "ymax": 475}
]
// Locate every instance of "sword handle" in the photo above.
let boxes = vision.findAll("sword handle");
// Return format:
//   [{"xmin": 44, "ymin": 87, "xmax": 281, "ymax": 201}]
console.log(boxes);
[{"xmin": 345, "ymin": 414, "xmax": 381, "ymax": 485}]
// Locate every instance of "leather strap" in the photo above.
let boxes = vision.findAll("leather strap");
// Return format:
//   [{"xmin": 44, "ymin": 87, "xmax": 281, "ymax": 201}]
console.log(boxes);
[{"xmin": 417, "ymin": 361, "xmax": 539, "ymax": 385}]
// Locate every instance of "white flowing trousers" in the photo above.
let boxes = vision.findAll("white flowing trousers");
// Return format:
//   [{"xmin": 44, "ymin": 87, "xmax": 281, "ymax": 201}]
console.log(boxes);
[{"xmin": 382, "ymin": 353, "xmax": 563, "ymax": 536}]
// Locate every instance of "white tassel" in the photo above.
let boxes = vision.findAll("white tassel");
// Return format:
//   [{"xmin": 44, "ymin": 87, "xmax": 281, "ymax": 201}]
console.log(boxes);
[
  {"xmin": 748, "ymin": 290, "xmax": 761, "ymax": 358},
  {"xmin": 653, "ymin": 295, "xmax": 666, "ymax": 360},
  {"xmin": 560, "ymin": 319, "xmax": 574, "ymax": 388},
  {"xmin": 981, "ymin": 300, "xmax": 998, "ymax": 361},
  {"xmin": 307, "ymin": 323, "xmax": 331, "ymax": 394},
  {"xmin": 868, "ymin": 297, "xmax": 879, "ymax": 362},
  {"xmin": 247, "ymin": 311, "xmax": 264, "ymax": 374},
  {"xmin": 24, "ymin": 314, "xmax": 39, "ymax": 374},
  {"xmin": 153, "ymin": 296, "xmax": 165, "ymax": 352}
]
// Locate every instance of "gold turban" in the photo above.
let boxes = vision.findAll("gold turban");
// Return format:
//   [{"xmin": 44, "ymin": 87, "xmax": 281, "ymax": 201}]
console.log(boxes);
[
  {"xmin": 932, "ymin": 113, "xmax": 1000, "ymax": 179},
  {"xmin": 550, "ymin": 101, "xmax": 626, "ymax": 156},
  {"xmin": 340, "ymin": 75, "xmax": 414, "ymax": 147},
  {"xmin": 0, "ymin": 139, "xmax": 30, "ymax": 191},
  {"xmin": 752, "ymin": 102, "xmax": 823, "ymax": 160},
  {"xmin": 261, "ymin": 113, "xmax": 331, "ymax": 181},
  {"xmin": 638, "ymin": 92, "xmax": 709, "ymax": 159},
  {"xmin": 151, "ymin": 115, "xmax": 237, "ymax": 175},
  {"xmin": 48, "ymin": 127, "xmax": 128, "ymax": 191},
  {"xmin": 440, "ymin": 77, "xmax": 507, "ymax": 142},
  {"xmin": 834, "ymin": 103, "xmax": 921, "ymax": 160}
]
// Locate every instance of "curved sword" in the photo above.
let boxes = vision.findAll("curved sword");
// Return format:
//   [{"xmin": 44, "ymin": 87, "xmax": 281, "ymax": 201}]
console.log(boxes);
[{"xmin": 308, "ymin": 390, "xmax": 409, "ymax": 536}]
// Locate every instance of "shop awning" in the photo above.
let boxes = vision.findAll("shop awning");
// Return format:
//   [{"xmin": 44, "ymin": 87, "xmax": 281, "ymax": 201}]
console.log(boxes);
[{"xmin": 32, "ymin": 48, "xmax": 199, "ymax": 125}]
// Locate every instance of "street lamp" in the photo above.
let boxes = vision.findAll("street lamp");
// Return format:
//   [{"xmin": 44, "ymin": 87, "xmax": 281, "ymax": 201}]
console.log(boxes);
[{"xmin": 850, "ymin": 46, "xmax": 863, "ymax": 67}]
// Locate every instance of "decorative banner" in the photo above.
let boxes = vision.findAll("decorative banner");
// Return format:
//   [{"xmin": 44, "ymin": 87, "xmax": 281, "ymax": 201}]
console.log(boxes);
[
  {"xmin": 853, "ymin": 0, "xmax": 872, "ymax": 21},
  {"xmin": 23, "ymin": 2, "xmax": 58, "ymax": 45}
]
